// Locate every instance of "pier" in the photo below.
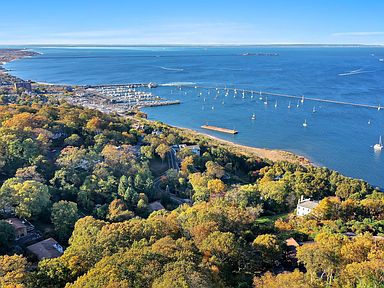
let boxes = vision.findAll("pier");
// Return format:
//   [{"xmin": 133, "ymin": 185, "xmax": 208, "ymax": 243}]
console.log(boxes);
[{"xmin": 201, "ymin": 125, "xmax": 238, "ymax": 134}]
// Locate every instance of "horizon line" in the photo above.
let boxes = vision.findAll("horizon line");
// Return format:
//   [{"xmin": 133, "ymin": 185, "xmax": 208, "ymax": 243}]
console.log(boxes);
[{"xmin": 1, "ymin": 43, "xmax": 384, "ymax": 47}]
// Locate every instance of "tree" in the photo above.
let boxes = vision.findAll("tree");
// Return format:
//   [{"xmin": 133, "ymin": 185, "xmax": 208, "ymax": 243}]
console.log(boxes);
[
  {"xmin": 207, "ymin": 179, "xmax": 226, "ymax": 197},
  {"xmin": 0, "ymin": 254, "xmax": 28, "ymax": 288},
  {"xmin": 252, "ymin": 234, "xmax": 282, "ymax": 267},
  {"xmin": 12, "ymin": 180, "xmax": 51, "ymax": 219},
  {"xmin": 0, "ymin": 220, "xmax": 15, "ymax": 253},
  {"xmin": 253, "ymin": 270, "xmax": 309, "ymax": 288},
  {"xmin": 155, "ymin": 143, "xmax": 170, "ymax": 163},
  {"xmin": 205, "ymin": 161, "xmax": 225, "ymax": 179},
  {"xmin": 107, "ymin": 199, "xmax": 134, "ymax": 222},
  {"xmin": 51, "ymin": 201, "xmax": 79, "ymax": 241}
]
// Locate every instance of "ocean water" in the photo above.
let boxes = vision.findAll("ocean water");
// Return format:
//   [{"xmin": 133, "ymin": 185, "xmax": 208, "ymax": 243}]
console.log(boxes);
[{"xmin": 4, "ymin": 46, "xmax": 384, "ymax": 187}]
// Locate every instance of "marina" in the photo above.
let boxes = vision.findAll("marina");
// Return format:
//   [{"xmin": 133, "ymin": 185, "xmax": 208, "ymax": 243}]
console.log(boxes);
[{"xmin": 4, "ymin": 46, "xmax": 384, "ymax": 188}]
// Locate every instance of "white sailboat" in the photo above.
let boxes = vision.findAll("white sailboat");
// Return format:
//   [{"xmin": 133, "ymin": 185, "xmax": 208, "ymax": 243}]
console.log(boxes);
[
  {"xmin": 378, "ymin": 104, "xmax": 381, "ymax": 111},
  {"xmin": 251, "ymin": 91, "xmax": 254, "ymax": 99},
  {"xmin": 288, "ymin": 101, "xmax": 291, "ymax": 109},
  {"xmin": 374, "ymin": 136, "xmax": 383, "ymax": 151},
  {"xmin": 368, "ymin": 119, "xmax": 371, "ymax": 125},
  {"xmin": 301, "ymin": 95, "xmax": 305, "ymax": 104},
  {"xmin": 274, "ymin": 100, "xmax": 278, "ymax": 108},
  {"xmin": 251, "ymin": 113, "xmax": 256, "ymax": 120},
  {"xmin": 312, "ymin": 106, "xmax": 316, "ymax": 113},
  {"xmin": 264, "ymin": 97, "xmax": 268, "ymax": 105},
  {"xmin": 296, "ymin": 100, "xmax": 300, "ymax": 108},
  {"xmin": 242, "ymin": 90, "xmax": 245, "ymax": 98},
  {"xmin": 211, "ymin": 106, "xmax": 215, "ymax": 110},
  {"xmin": 259, "ymin": 91, "xmax": 262, "ymax": 100},
  {"xmin": 302, "ymin": 119, "xmax": 308, "ymax": 127}
]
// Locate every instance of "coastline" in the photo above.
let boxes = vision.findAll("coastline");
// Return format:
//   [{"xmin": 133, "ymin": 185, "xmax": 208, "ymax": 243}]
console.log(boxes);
[
  {"xmin": 0, "ymin": 48, "xmax": 313, "ymax": 167},
  {"xmin": 169, "ymin": 124, "xmax": 313, "ymax": 166}
]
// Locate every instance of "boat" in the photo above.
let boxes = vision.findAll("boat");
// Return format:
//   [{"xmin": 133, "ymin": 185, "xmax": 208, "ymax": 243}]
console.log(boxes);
[
  {"xmin": 251, "ymin": 92, "xmax": 254, "ymax": 99},
  {"xmin": 251, "ymin": 113, "xmax": 256, "ymax": 120},
  {"xmin": 303, "ymin": 119, "xmax": 308, "ymax": 127},
  {"xmin": 259, "ymin": 91, "xmax": 262, "ymax": 100},
  {"xmin": 296, "ymin": 100, "xmax": 300, "ymax": 108},
  {"xmin": 378, "ymin": 104, "xmax": 381, "ymax": 111},
  {"xmin": 264, "ymin": 97, "xmax": 268, "ymax": 105},
  {"xmin": 312, "ymin": 106, "xmax": 316, "ymax": 113},
  {"xmin": 301, "ymin": 95, "xmax": 305, "ymax": 104},
  {"xmin": 203, "ymin": 98, "xmax": 206, "ymax": 102},
  {"xmin": 242, "ymin": 90, "xmax": 245, "ymax": 98},
  {"xmin": 379, "ymin": 58, "xmax": 384, "ymax": 62},
  {"xmin": 274, "ymin": 100, "xmax": 278, "ymax": 108},
  {"xmin": 211, "ymin": 106, "xmax": 215, "ymax": 110},
  {"xmin": 288, "ymin": 101, "xmax": 291, "ymax": 109},
  {"xmin": 221, "ymin": 100, "xmax": 225, "ymax": 105},
  {"xmin": 373, "ymin": 136, "xmax": 383, "ymax": 151},
  {"xmin": 368, "ymin": 119, "xmax": 371, "ymax": 125}
]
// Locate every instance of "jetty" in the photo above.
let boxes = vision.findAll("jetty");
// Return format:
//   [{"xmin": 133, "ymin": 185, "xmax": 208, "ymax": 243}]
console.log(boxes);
[{"xmin": 201, "ymin": 125, "xmax": 238, "ymax": 134}]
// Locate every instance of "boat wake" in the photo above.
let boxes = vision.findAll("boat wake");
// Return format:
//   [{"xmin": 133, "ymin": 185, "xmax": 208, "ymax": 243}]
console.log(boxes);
[
  {"xmin": 338, "ymin": 68, "xmax": 375, "ymax": 76},
  {"xmin": 156, "ymin": 66, "xmax": 184, "ymax": 72},
  {"xmin": 161, "ymin": 82, "xmax": 196, "ymax": 87}
]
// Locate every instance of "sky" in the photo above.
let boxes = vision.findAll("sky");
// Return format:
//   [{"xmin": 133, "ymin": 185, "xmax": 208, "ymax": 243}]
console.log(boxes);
[{"xmin": 1, "ymin": 0, "xmax": 384, "ymax": 45}]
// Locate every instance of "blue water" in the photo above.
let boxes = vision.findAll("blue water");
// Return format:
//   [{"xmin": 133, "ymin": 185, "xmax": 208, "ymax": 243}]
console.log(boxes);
[{"xmin": 4, "ymin": 46, "xmax": 384, "ymax": 187}]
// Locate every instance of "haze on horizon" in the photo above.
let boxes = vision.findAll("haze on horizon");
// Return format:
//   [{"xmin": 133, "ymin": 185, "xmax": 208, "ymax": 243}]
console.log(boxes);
[{"xmin": 1, "ymin": 0, "xmax": 384, "ymax": 45}]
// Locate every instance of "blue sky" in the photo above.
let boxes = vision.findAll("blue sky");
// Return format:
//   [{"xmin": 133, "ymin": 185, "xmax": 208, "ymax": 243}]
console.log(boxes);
[{"xmin": 1, "ymin": 0, "xmax": 384, "ymax": 45}]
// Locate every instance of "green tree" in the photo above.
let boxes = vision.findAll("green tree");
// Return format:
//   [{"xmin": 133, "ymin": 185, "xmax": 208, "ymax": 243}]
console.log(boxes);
[
  {"xmin": 155, "ymin": 143, "xmax": 170, "ymax": 163},
  {"xmin": 51, "ymin": 200, "xmax": 79, "ymax": 241},
  {"xmin": 0, "ymin": 220, "xmax": 15, "ymax": 253},
  {"xmin": 253, "ymin": 234, "xmax": 282, "ymax": 267}
]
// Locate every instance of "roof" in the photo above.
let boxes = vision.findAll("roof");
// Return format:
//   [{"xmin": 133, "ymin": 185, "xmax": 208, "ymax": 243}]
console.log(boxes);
[
  {"xmin": 6, "ymin": 218, "xmax": 27, "ymax": 230},
  {"xmin": 26, "ymin": 238, "xmax": 63, "ymax": 260},
  {"xmin": 148, "ymin": 201, "xmax": 165, "ymax": 212},
  {"xmin": 297, "ymin": 200, "xmax": 319, "ymax": 209},
  {"xmin": 286, "ymin": 237, "xmax": 300, "ymax": 248}
]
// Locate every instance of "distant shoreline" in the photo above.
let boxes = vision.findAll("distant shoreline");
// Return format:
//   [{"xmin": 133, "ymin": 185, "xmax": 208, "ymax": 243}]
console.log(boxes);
[{"xmin": 1, "ymin": 48, "xmax": 314, "ymax": 166}]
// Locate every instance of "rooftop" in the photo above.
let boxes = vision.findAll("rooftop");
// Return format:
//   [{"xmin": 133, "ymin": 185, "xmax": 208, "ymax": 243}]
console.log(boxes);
[
  {"xmin": 6, "ymin": 218, "xmax": 27, "ymax": 230},
  {"xmin": 26, "ymin": 238, "xmax": 63, "ymax": 260},
  {"xmin": 297, "ymin": 200, "xmax": 319, "ymax": 209}
]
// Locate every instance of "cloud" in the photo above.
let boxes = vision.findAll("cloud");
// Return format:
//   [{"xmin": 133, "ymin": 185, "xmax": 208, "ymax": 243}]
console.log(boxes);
[{"xmin": 332, "ymin": 31, "xmax": 384, "ymax": 37}]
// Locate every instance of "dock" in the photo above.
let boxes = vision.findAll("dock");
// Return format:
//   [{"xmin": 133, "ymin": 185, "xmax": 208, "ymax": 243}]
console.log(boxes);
[{"xmin": 201, "ymin": 125, "xmax": 238, "ymax": 134}]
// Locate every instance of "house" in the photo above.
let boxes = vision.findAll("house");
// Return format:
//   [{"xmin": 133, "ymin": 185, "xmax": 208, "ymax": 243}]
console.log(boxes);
[
  {"xmin": 26, "ymin": 238, "xmax": 64, "ymax": 260},
  {"xmin": 177, "ymin": 144, "xmax": 201, "ymax": 156},
  {"xmin": 148, "ymin": 201, "xmax": 165, "ymax": 213},
  {"xmin": 286, "ymin": 237, "xmax": 300, "ymax": 249},
  {"xmin": 296, "ymin": 196, "xmax": 319, "ymax": 216},
  {"xmin": 13, "ymin": 82, "xmax": 32, "ymax": 92},
  {"xmin": 6, "ymin": 218, "xmax": 27, "ymax": 240}
]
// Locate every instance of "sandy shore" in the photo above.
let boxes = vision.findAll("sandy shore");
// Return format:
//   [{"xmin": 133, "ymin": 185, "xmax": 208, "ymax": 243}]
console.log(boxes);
[{"xmin": 170, "ymin": 124, "xmax": 313, "ymax": 166}]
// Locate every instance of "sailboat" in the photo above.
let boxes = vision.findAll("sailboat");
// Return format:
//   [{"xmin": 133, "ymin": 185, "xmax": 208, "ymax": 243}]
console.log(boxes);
[
  {"xmin": 251, "ymin": 92, "xmax": 254, "ymax": 99},
  {"xmin": 296, "ymin": 100, "xmax": 300, "ymax": 108},
  {"xmin": 312, "ymin": 106, "xmax": 316, "ymax": 113},
  {"xmin": 288, "ymin": 101, "xmax": 291, "ymax": 109},
  {"xmin": 242, "ymin": 90, "xmax": 245, "ymax": 99},
  {"xmin": 368, "ymin": 119, "xmax": 371, "ymax": 125},
  {"xmin": 251, "ymin": 113, "xmax": 256, "ymax": 120},
  {"xmin": 274, "ymin": 100, "xmax": 278, "ymax": 108},
  {"xmin": 374, "ymin": 136, "xmax": 383, "ymax": 151},
  {"xmin": 259, "ymin": 91, "xmax": 262, "ymax": 100},
  {"xmin": 302, "ymin": 119, "xmax": 308, "ymax": 127},
  {"xmin": 211, "ymin": 106, "xmax": 215, "ymax": 110},
  {"xmin": 264, "ymin": 97, "xmax": 268, "ymax": 105},
  {"xmin": 378, "ymin": 104, "xmax": 381, "ymax": 111},
  {"xmin": 301, "ymin": 95, "xmax": 305, "ymax": 104}
]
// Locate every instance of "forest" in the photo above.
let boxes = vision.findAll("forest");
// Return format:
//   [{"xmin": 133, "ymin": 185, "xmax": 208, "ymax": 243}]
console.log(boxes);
[{"xmin": 0, "ymin": 92, "xmax": 383, "ymax": 288}]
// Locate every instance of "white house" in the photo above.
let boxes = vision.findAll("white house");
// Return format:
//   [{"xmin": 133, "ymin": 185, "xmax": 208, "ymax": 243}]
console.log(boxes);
[
  {"xmin": 296, "ymin": 197, "xmax": 319, "ymax": 216},
  {"xmin": 177, "ymin": 144, "xmax": 201, "ymax": 156}
]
